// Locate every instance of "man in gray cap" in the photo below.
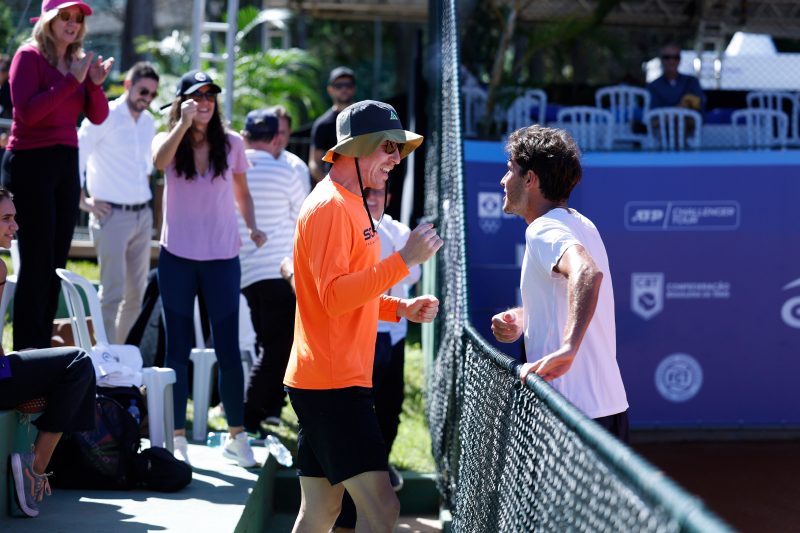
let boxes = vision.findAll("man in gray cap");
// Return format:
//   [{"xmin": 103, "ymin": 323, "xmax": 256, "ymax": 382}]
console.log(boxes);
[
  {"xmin": 283, "ymin": 100, "xmax": 442, "ymax": 532},
  {"xmin": 308, "ymin": 66, "xmax": 356, "ymax": 183}
]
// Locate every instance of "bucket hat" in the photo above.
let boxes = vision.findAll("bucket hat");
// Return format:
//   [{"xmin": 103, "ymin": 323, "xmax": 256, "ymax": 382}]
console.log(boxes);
[
  {"xmin": 322, "ymin": 100, "xmax": 423, "ymax": 164},
  {"xmin": 31, "ymin": 0, "xmax": 93, "ymax": 23}
]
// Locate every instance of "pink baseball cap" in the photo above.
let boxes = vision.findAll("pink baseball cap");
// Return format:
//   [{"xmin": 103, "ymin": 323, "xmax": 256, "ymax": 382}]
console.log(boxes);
[{"xmin": 30, "ymin": 1, "xmax": 93, "ymax": 23}]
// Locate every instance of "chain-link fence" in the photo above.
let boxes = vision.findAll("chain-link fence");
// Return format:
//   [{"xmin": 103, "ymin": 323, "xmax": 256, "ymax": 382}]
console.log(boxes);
[
  {"xmin": 458, "ymin": 0, "xmax": 800, "ymax": 151},
  {"xmin": 423, "ymin": 0, "xmax": 736, "ymax": 530}
]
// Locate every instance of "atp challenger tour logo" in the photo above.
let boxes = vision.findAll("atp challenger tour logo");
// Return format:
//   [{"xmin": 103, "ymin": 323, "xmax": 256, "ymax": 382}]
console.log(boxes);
[{"xmin": 655, "ymin": 353, "xmax": 703, "ymax": 402}]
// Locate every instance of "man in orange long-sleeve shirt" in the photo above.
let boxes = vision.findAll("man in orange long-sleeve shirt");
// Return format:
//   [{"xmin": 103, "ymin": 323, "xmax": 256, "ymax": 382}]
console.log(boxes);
[{"xmin": 284, "ymin": 100, "xmax": 442, "ymax": 533}]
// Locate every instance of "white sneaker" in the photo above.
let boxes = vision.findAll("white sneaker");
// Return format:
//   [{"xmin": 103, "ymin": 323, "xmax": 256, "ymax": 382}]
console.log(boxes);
[
  {"xmin": 223, "ymin": 432, "xmax": 258, "ymax": 468},
  {"xmin": 173, "ymin": 435, "xmax": 191, "ymax": 465}
]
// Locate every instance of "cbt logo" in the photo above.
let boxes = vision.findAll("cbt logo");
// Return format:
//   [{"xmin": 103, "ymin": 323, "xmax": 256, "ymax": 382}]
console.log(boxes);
[
  {"xmin": 477, "ymin": 192, "xmax": 502, "ymax": 234},
  {"xmin": 655, "ymin": 353, "xmax": 703, "ymax": 402},
  {"xmin": 631, "ymin": 273, "xmax": 664, "ymax": 320},
  {"xmin": 781, "ymin": 278, "xmax": 800, "ymax": 329}
]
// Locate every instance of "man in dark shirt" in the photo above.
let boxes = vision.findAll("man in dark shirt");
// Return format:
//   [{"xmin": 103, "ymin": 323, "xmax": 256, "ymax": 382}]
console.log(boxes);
[
  {"xmin": 308, "ymin": 66, "xmax": 356, "ymax": 183},
  {"xmin": 647, "ymin": 43, "xmax": 705, "ymax": 112}
]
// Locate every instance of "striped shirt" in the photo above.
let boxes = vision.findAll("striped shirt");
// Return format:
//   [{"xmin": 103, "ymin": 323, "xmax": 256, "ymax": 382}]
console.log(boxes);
[{"xmin": 238, "ymin": 148, "xmax": 309, "ymax": 288}]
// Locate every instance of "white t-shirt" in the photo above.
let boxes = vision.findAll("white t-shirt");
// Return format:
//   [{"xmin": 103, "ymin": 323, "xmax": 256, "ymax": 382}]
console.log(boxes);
[{"xmin": 520, "ymin": 207, "xmax": 628, "ymax": 419}]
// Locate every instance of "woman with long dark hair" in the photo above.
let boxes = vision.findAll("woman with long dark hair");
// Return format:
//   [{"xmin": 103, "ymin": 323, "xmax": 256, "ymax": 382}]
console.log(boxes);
[
  {"xmin": 0, "ymin": 0, "xmax": 112, "ymax": 350},
  {"xmin": 152, "ymin": 70, "xmax": 266, "ymax": 467}
]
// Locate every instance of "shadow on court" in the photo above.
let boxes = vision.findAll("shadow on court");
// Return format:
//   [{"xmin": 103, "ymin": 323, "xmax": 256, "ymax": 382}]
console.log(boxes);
[{"xmin": 632, "ymin": 439, "xmax": 800, "ymax": 533}]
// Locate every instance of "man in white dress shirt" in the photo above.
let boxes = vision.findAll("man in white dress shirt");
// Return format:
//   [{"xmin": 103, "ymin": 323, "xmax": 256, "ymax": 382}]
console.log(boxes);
[{"xmin": 78, "ymin": 62, "xmax": 159, "ymax": 343}]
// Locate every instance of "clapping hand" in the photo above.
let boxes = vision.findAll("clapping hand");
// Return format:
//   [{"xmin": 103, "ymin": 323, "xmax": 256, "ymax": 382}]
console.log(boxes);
[
  {"xmin": 69, "ymin": 51, "xmax": 92, "ymax": 83},
  {"xmin": 88, "ymin": 54, "xmax": 114, "ymax": 85}
]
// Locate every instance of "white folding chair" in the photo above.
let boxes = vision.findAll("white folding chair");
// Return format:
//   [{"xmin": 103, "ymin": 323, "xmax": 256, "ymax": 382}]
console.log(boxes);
[
  {"xmin": 462, "ymin": 85, "xmax": 487, "ymax": 138},
  {"xmin": 0, "ymin": 239, "xmax": 20, "ymax": 332},
  {"xmin": 595, "ymin": 84, "xmax": 650, "ymax": 147},
  {"xmin": 644, "ymin": 107, "xmax": 703, "ymax": 151},
  {"xmin": 189, "ymin": 294, "xmax": 258, "ymax": 442},
  {"xmin": 556, "ymin": 106, "xmax": 614, "ymax": 151},
  {"xmin": 56, "ymin": 268, "xmax": 176, "ymax": 452},
  {"xmin": 506, "ymin": 89, "xmax": 548, "ymax": 133},
  {"xmin": 745, "ymin": 91, "xmax": 799, "ymax": 146},
  {"xmin": 731, "ymin": 108, "xmax": 788, "ymax": 150}
]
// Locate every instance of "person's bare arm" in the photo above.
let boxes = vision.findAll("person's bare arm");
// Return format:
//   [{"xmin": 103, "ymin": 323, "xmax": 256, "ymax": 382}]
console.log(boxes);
[
  {"xmin": 519, "ymin": 244, "xmax": 602, "ymax": 383},
  {"xmin": 308, "ymin": 146, "xmax": 326, "ymax": 183},
  {"xmin": 152, "ymin": 100, "xmax": 195, "ymax": 171},
  {"xmin": 232, "ymin": 171, "xmax": 266, "ymax": 247}
]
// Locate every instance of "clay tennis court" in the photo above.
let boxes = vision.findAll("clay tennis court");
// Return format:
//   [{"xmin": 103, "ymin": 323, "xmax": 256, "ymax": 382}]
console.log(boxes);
[{"xmin": 633, "ymin": 439, "xmax": 800, "ymax": 532}]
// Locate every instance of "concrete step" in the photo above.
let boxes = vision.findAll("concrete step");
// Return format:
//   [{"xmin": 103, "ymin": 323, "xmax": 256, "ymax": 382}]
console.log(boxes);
[{"xmin": 273, "ymin": 466, "xmax": 440, "ymax": 515}]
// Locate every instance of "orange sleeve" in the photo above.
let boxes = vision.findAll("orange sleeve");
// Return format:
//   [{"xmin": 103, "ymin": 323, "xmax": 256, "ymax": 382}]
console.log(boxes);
[
  {"xmin": 379, "ymin": 295, "xmax": 401, "ymax": 322},
  {"xmin": 307, "ymin": 201, "xmax": 410, "ymax": 317}
]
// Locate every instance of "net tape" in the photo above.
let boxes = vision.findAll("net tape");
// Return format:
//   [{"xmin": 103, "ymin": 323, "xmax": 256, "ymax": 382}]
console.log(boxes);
[{"xmin": 423, "ymin": 0, "xmax": 734, "ymax": 531}]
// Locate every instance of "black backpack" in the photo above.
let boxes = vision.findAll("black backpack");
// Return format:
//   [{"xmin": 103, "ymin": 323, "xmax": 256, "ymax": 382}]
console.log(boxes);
[
  {"xmin": 50, "ymin": 392, "xmax": 141, "ymax": 490},
  {"xmin": 131, "ymin": 447, "xmax": 192, "ymax": 492}
]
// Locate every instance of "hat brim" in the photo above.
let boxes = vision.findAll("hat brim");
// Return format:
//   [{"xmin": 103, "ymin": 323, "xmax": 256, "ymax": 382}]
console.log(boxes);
[
  {"xmin": 31, "ymin": 2, "xmax": 93, "ymax": 23},
  {"xmin": 180, "ymin": 82, "xmax": 222, "ymax": 97},
  {"xmin": 322, "ymin": 129, "xmax": 423, "ymax": 164}
]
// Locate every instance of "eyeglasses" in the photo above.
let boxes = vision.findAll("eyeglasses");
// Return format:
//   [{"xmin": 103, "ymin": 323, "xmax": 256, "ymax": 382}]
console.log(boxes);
[
  {"xmin": 138, "ymin": 88, "xmax": 158, "ymax": 98},
  {"xmin": 331, "ymin": 81, "xmax": 355, "ymax": 90},
  {"xmin": 381, "ymin": 140, "xmax": 403, "ymax": 155},
  {"xmin": 660, "ymin": 54, "xmax": 680, "ymax": 61},
  {"xmin": 188, "ymin": 91, "xmax": 217, "ymax": 102},
  {"xmin": 57, "ymin": 11, "xmax": 85, "ymax": 24}
]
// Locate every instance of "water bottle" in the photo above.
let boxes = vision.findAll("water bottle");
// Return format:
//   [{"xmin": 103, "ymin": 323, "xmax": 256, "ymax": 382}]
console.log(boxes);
[
  {"xmin": 127, "ymin": 400, "xmax": 141, "ymax": 425},
  {"xmin": 206, "ymin": 431, "xmax": 227, "ymax": 447},
  {"xmin": 265, "ymin": 435, "xmax": 293, "ymax": 467}
]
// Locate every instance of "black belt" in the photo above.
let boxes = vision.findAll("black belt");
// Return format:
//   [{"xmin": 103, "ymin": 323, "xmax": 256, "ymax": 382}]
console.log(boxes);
[{"xmin": 108, "ymin": 202, "xmax": 149, "ymax": 212}]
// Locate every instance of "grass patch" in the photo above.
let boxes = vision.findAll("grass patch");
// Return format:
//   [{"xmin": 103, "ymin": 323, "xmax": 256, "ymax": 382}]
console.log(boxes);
[{"xmin": 207, "ymin": 341, "xmax": 436, "ymax": 473}]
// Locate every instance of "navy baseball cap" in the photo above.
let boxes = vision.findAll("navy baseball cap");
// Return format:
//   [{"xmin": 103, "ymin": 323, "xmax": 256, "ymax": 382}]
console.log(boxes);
[
  {"xmin": 244, "ymin": 109, "xmax": 279, "ymax": 137},
  {"xmin": 175, "ymin": 70, "xmax": 221, "ymax": 97}
]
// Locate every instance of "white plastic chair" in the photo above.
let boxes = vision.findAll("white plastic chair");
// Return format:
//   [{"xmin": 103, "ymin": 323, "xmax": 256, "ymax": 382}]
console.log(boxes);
[
  {"xmin": 189, "ymin": 294, "xmax": 258, "ymax": 442},
  {"xmin": 462, "ymin": 85, "xmax": 487, "ymax": 138},
  {"xmin": 745, "ymin": 91, "xmax": 799, "ymax": 146},
  {"xmin": 731, "ymin": 108, "xmax": 788, "ymax": 149},
  {"xmin": 55, "ymin": 268, "xmax": 176, "ymax": 452},
  {"xmin": 595, "ymin": 84, "xmax": 650, "ymax": 147},
  {"xmin": 0, "ymin": 239, "xmax": 20, "ymax": 332},
  {"xmin": 644, "ymin": 107, "xmax": 703, "ymax": 151},
  {"xmin": 556, "ymin": 106, "xmax": 614, "ymax": 151},
  {"xmin": 506, "ymin": 89, "xmax": 548, "ymax": 133}
]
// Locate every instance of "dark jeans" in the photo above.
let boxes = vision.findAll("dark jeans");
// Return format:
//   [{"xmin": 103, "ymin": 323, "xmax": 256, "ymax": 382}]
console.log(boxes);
[
  {"xmin": 157, "ymin": 248, "xmax": 244, "ymax": 429},
  {"xmin": 336, "ymin": 333, "xmax": 406, "ymax": 529},
  {"xmin": 0, "ymin": 347, "xmax": 96, "ymax": 433},
  {"xmin": 242, "ymin": 278, "xmax": 296, "ymax": 431},
  {"xmin": 1, "ymin": 146, "xmax": 81, "ymax": 350},
  {"xmin": 594, "ymin": 410, "xmax": 630, "ymax": 443}
]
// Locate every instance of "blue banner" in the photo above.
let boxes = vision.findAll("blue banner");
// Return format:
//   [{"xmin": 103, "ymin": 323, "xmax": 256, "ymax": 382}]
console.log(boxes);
[{"xmin": 465, "ymin": 141, "xmax": 800, "ymax": 427}]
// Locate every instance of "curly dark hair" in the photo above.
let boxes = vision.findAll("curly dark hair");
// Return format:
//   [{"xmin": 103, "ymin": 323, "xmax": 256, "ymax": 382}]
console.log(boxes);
[
  {"xmin": 505, "ymin": 125, "xmax": 582, "ymax": 202},
  {"xmin": 167, "ymin": 95, "xmax": 229, "ymax": 180}
]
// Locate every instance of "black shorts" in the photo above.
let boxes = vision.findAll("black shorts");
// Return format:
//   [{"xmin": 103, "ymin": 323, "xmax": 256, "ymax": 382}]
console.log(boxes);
[
  {"xmin": 594, "ymin": 410, "xmax": 630, "ymax": 443},
  {"xmin": 287, "ymin": 386, "xmax": 388, "ymax": 485}
]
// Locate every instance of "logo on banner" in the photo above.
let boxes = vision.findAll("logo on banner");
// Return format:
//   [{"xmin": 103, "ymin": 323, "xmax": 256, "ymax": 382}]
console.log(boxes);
[
  {"xmin": 625, "ymin": 201, "xmax": 740, "ymax": 231},
  {"xmin": 477, "ymin": 192, "xmax": 502, "ymax": 234},
  {"xmin": 781, "ymin": 277, "xmax": 800, "ymax": 329},
  {"xmin": 631, "ymin": 273, "xmax": 664, "ymax": 320},
  {"xmin": 655, "ymin": 353, "xmax": 703, "ymax": 402}
]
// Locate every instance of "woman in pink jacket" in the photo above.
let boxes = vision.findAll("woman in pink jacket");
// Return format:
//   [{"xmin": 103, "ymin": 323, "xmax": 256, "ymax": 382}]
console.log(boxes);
[{"xmin": 0, "ymin": 0, "xmax": 112, "ymax": 350}]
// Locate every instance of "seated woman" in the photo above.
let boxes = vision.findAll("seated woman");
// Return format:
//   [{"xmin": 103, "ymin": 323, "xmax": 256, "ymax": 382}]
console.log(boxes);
[{"xmin": 0, "ymin": 186, "xmax": 96, "ymax": 518}]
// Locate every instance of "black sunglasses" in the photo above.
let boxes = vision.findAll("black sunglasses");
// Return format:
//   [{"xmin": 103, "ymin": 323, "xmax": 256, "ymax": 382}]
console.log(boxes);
[
  {"xmin": 138, "ymin": 88, "xmax": 158, "ymax": 98},
  {"xmin": 661, "ymin": 54, "xmax": 680, "ymax": 60},
  {"xmin": 331, "ymin": 81, "xmax": 355, "ymax": 90},
  {"xmin": 58, "ymin": 11, "xmax": 85, "ymax": 24},
  {"xmin": 381, "ymin": 140, "xmax": 404, "ymax": 155},
  {"xmin": 188, "ymin": 91, "xmax": 217, "ymax": 102}
]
